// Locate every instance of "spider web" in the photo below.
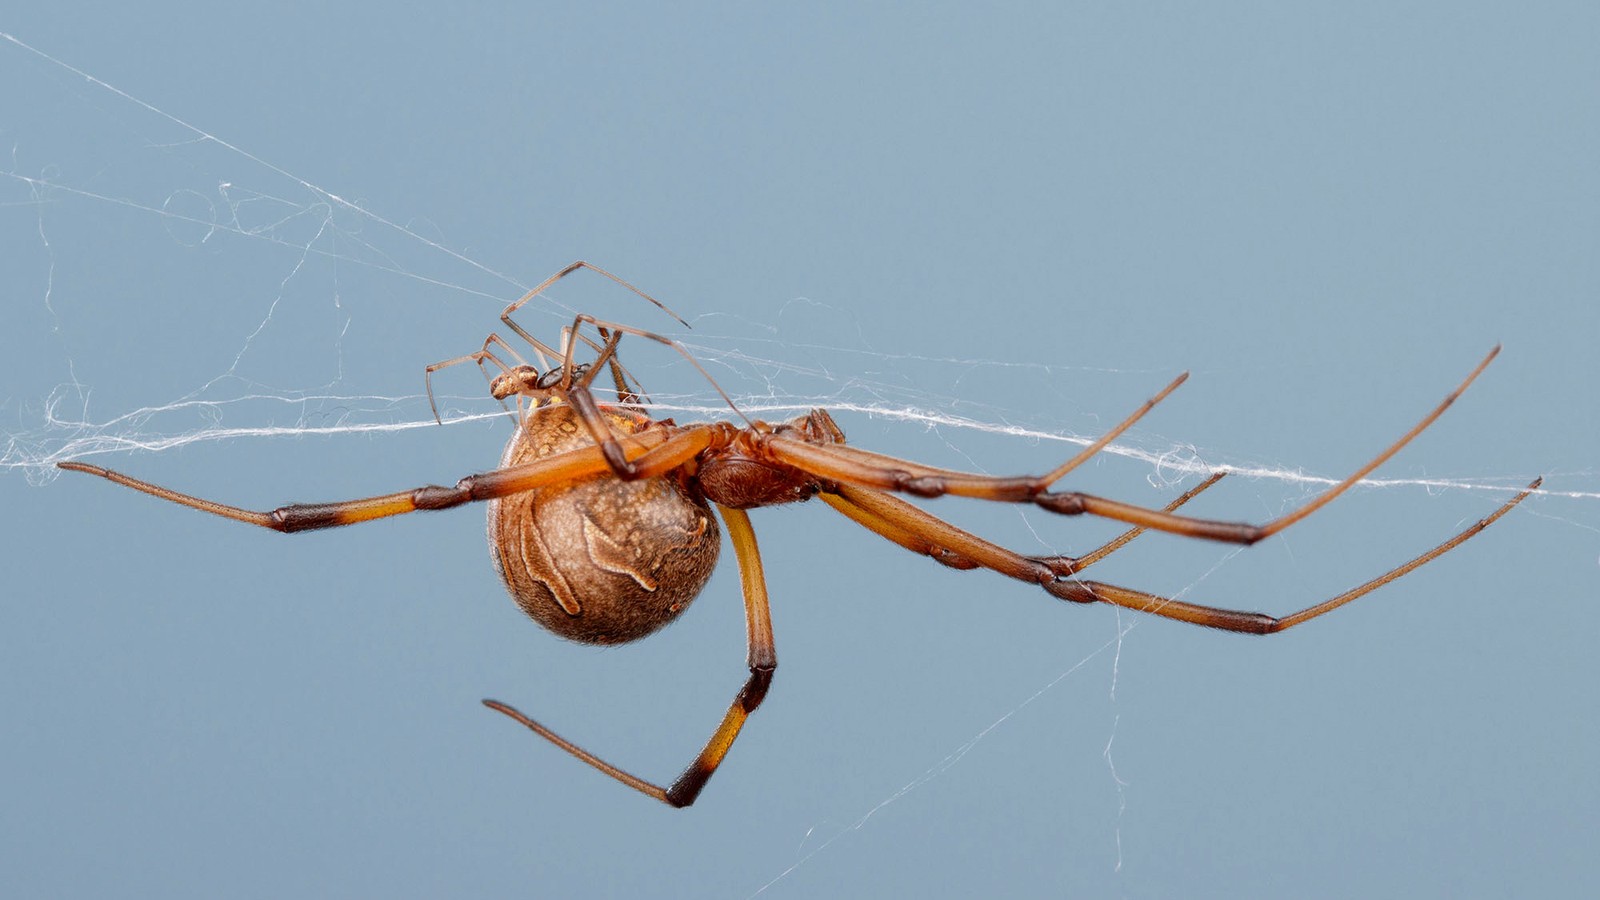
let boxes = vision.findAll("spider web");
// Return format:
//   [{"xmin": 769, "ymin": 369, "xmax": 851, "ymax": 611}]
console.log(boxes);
[
  {"xmin": 4, "ymin": 29, "xmax": 1595, "ymax": 897},
  {"xmin": 3, "ymin": 31, "xmax": 1581, "ymax": 507}
]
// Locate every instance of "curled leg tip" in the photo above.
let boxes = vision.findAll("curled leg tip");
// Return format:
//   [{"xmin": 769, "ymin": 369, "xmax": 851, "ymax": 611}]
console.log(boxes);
[{"xmin": 481, "ymin": 699, "xmax": 524, "ymax": 721}]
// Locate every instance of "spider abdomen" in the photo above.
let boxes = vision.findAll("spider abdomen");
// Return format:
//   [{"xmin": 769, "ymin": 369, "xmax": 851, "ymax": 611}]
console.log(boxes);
[{"xmin": 488, "ymin": 406, "xmax": 720, "ymax": 645}]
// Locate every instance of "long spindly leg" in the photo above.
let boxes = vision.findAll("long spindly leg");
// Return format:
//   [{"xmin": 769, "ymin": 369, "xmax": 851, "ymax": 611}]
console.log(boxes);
[
  {"xmin": 53, "ymin": 425, "xmax": 714, "ymax": 533},
  {"xmin": 424, "ymin": 333, "xmax": 527, "ymax": 424},
  {"xmin": 820, "ymin": 473, "xmax": 1226, "ymax": 577},
  {"xmin": 484, "ymin": 504, "xmax": 776, "ymax": 808},
  {"xmin": 497, "ymin": 261, "xmax": 690, "ymax": 359},
  {"xmin": 1038, "ymin": 371, "xmax": 1188, "ymax": 487},
  {"xmin": 540, "ymin": 317, "xmax": 649, "ymax": 407},
  {"xmin": 550, "ymin": 312, "xmax": 756, "ymax": 480},
  {"xmin": 769, "ymin": 364, "xmax": 1191, "ymax": 503},
  {"xmin": 576, "ymin": 314, "xmax": 757, "ymax": 425},
  {"xmin": 767, "ymin": 346, "xmax": 1503, "ymax": 548},
  {"xmin": 589, "ymin": 326, "xmax": 648, "ymax": 406},
  {"xmin": 557, "ymin": 322, "xmax": 658, "ymax": 477},
  {"xmin": 1054, "ymin": 472, "xmax": 1228, "ymax": 572},
  {"xmin": 829, "ymin": 477, "xmax": 1539, "ymax": 633}
]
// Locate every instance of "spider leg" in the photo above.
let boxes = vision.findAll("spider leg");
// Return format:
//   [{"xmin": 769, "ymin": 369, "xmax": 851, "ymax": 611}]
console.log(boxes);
[
  {"xmin": 768, "ymin": 365, "xmax": 1184, "ymax": 504},
  {"xmin": 1039, "ymin": 371, "xmax": 1188, "ymax": 486},
  {"xmin": 484, "ymin": 504, "xmax": 775, "ymax": 808},
  {"xmin": 54, "ymin": 425, "xmax": 715, "ymax": 533},
  {"xmin": 576, "ymin": 315, "xmax": 755, "ymax": 426},
  {"xmin": 766, "ymin": 346, "xmax": 1502, "ymax": 547},
  {"xmin": 580, "ymin": 324, "xmax": 648, "ymax": 407},
  {"xmin": 424, "ymin": 333, "xmax": 525, "ymax": 424},
  {"xmin": 1048, "ymin": 471, "xmax": 1227, "ymax": 571},
  {"xmin": 758, "ymin": 366, "xmax": 1194, "ymax": 505},
  {"xmin": 827, "ymin": 477, "xmax": 1538, "ymax": 632},
  {"xmin": 821, "ymin": 473, "xmax": 1226, "ymax": 576},
  {"xmin": 1055, "ymin": 477, "xmax": 1540, "ymax": 631},
  {"xmin": 497, "ymin": 261, "xmax": 689, "ymax": 362},
  {"xmin": 557, "ymin": 323, "xmax": 669, "ymax": 479},
  {"xmin": 555, "ymin": 312, "xmax": 752, "ymax": 480}
]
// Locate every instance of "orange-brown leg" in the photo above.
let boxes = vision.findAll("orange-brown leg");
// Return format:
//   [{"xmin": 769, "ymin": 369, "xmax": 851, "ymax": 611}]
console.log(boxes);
[
  {"xmin": 824, "ymin": 476, "xmax": 1539, "ymax": 633},
  {"xmin": 1042, "ymin": 471, "xmax": 1227, "ymax": 571},
  {"xmin": 53, "ymin": 426, "xmax": 712, "ymax": 533},
  {"xmin": 820, "ymin": 473, "xmax": 1226, "ymax": 577},
  {"xmin": 557, "ymin": 324, "xmax": 659, "ymax": 477},
  {"xmin": 484, "ymin": 504, "xmax": 776, "ymax": 807},
  {"xmin": 555, "ymin": 310, "xmax": 772, "ymax": 481},
  {"xmin": 768, "ymin": 347, "xmax": 1502, "ymax": 548}
]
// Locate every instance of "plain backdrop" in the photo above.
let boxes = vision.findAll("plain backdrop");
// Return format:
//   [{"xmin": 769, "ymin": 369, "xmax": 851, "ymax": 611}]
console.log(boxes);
[{"xmin": 3, "ymin": 4, "xmax": 1596, "ymax": 898}]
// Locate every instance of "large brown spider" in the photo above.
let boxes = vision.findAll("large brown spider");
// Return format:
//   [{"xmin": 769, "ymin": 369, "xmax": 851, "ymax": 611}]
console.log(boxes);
[{"xmin": 58, "ymin": 262, "xmax": 1538, "ymax": 808}]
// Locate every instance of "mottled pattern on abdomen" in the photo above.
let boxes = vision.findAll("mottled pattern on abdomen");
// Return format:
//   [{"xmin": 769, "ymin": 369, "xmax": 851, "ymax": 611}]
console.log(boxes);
[{"xmin": 486, "ymin": 406, "xmax": 720, "ymax": 644}]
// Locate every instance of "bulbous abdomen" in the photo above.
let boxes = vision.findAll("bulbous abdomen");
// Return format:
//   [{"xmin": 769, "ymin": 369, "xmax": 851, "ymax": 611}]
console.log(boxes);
[{"xmin": 487, "ymin": 406, "xmax": 720, "ymax": 644}]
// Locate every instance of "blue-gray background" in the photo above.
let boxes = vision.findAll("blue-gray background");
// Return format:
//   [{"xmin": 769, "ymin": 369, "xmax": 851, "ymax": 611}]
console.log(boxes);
[{"xmin": 3, "ymin": 4, "xmax": 1596, "ymax": 897}]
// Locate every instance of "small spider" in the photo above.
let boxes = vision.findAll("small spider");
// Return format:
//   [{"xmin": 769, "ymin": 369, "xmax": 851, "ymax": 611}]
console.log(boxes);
[{"xmin": 58, "ymin": 262, "xmax": 1539, "ymax": 808}]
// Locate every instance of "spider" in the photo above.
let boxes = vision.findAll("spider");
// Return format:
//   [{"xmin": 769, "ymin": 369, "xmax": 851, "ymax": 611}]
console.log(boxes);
[{"xmin": 57, "ymin": 262, "xmax": 1539, "ymax": 808}]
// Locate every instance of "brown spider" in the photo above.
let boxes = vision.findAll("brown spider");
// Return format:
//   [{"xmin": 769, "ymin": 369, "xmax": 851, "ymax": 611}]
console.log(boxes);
[{"xmin": 57, "ymin": 262, "xmax": 1539, "ymax": 808}]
